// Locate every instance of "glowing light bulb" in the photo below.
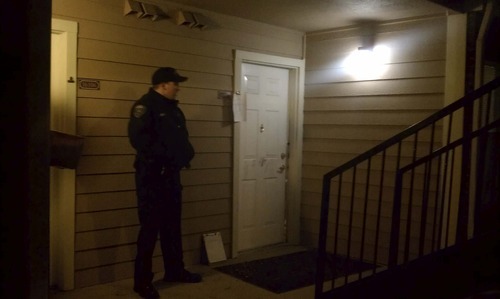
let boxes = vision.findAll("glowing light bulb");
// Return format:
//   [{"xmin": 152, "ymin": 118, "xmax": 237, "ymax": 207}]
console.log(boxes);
[{"xmin": 344, "ymin": 45, "xmax": 391, "ymax": 80}]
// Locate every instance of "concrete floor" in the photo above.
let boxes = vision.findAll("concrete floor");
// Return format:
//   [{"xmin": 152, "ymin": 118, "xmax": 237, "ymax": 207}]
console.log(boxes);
[
  {"xmin": 49, "ymin": 243, "xmax": 499, "ymax": 299},
  {"xmin": 50, "ymin": 245, "xmax": 317, "ymax": 299}
]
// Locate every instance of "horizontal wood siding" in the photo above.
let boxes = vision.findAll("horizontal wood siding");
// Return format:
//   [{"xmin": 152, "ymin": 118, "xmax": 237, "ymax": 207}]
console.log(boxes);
[
  {"xmin": 52, "ymin": 0, "xmax": 303, "ymax": 288},
  {"xmin": 303, "ymin": 16, "xmax": 446, "ymax": 264}
]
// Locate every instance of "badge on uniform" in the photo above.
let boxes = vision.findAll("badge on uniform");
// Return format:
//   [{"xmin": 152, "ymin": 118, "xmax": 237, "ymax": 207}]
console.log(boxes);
[{"xmin": 133, "ymin": 105, "xmax": 147, "ymax": 118}]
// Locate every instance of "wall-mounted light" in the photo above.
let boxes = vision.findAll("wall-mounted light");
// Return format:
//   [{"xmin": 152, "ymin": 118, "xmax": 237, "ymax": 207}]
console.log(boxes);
[{"xmin": 344, "ymin": 45, "xmax": 391, "ymax": 80}]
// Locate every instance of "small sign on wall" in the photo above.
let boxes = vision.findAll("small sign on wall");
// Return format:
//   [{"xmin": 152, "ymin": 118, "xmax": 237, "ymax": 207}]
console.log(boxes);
[{"xmin": 78, "ymin": 78, "xmax": 100, "ymax": 90}]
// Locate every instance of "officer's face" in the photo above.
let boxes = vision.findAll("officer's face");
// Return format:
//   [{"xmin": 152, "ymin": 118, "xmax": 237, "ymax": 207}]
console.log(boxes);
[{"xmin": 161, "ymin": 81, "xmax": 180, "ymax": 99}]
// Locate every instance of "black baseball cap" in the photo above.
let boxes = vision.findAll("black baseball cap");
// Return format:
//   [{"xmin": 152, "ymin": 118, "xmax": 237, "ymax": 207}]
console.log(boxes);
[{"xmin": 151, "ymin": 67, "xmax": 188, "ymax": 85}]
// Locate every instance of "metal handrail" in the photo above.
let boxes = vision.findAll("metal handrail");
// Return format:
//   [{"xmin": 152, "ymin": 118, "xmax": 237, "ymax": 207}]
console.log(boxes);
[
  {"xmin": 323, "ymin": 77, "xmax": 500, "ymax": 181},
  {"xmin": 316, "ymin": 76, "xmax": 500, "ymax": 298},
  {"xmin": 389, "ymin": 117, "xmax": 500, "ymax": 266},
  {"xmin": 399, "ymin": 118, "xmax": 500, "ymax": 174}
]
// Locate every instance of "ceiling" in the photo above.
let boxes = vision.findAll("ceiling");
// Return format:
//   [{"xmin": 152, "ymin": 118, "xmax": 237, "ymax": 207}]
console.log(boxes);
[{"xmin": 163, "ymin": 0, "xmax": 455, "ymax": 32}]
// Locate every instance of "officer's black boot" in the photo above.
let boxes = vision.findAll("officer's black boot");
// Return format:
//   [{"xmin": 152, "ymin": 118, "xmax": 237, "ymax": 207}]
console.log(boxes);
[
  {"xmin": 133, "ymin": 282, "xmax": 160, "ymax": 299},
  {"xmin": 163, "ymin": 269, "xmax": 202, "ymax": 283}
]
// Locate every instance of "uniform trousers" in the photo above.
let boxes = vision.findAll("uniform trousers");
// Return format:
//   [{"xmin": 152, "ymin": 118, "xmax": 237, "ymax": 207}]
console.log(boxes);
[{"xmin": 133, "ymin": 159, "xmax": 184, "ymax": 286}]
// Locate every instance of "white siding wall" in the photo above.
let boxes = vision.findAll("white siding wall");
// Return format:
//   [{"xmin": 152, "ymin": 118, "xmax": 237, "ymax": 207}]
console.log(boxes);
[
  {"xmin": 52, "ymin": 0, "xmax": 303, "ymax": 288},
  {"xmin": 302, "ymin": 16, "xmax": 447, "ymax": 263}
]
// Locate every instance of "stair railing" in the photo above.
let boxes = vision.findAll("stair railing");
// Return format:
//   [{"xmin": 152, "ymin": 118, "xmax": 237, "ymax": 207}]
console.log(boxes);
[{"xmin": 315, "ymin": 76, "xmax": 500, "ymax": 299}]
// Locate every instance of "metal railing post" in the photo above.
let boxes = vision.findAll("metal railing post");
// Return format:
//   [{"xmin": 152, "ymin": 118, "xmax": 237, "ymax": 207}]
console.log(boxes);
[
  {"xmin": 315, "ymin": 175, "xmax": 332, "ymax": 299},
  {"xmin": 456, "ymin": 101, "xmax": 473, "ymax": 243}
]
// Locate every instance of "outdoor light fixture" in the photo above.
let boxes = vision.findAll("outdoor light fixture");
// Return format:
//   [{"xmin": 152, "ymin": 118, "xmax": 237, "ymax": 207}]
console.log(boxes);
[{"xmin": 344, "ymin": 45, "xmax": 391, "ymax": 80}]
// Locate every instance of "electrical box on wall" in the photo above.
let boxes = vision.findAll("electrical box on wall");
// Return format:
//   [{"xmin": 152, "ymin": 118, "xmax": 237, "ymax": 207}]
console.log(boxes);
[
  {"xmin": 140, "ymin": 2, "xmax": 167, "ymax": 21},
  {"xmin": 192, "ymin": 13, "xmax": 210, "ymax": 30},
  {"xmin": 123, "ymin": 0, "xmax": 211, "ymax": 29},
  {"xmin": 124, "ymin": 0, "xmax": 143, "ymax": 17},
  {"xmin": 175, "ymin": 10, "xmax": 196, "ymax": 27},
  {"xmin": 174, "ymin": 10, "xmax": 210, "ymax": 29},
  {"xmin": 124, "ymin": 0, "xmax": 167, "ymax": 21}
]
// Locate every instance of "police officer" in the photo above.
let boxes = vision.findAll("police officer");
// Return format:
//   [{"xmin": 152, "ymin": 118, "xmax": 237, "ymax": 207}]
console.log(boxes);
[{"xmin": 128, "ymin": 67, "xmax": 201, "ymax": 299}]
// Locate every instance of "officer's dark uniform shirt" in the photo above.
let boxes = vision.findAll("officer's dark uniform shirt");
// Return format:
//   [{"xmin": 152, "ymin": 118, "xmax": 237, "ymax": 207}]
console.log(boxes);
[{"xmin": 128, "ymin": 88, "xmax": 194, "ymax": 170}]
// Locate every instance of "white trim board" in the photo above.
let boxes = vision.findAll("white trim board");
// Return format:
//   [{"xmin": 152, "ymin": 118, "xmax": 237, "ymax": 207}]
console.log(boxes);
[{"xmin": 50, "ymin": 18, "xmax": 78, "ymax": 291}]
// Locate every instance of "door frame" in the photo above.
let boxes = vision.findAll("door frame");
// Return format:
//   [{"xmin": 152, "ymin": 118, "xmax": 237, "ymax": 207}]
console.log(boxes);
[
  {"xmin": 50, "ymin": 18, "xmax": 78, "ymax": 290},
  {"xmin": 232, "ymin": 50, "xmax": 305, "ymax": 257}
]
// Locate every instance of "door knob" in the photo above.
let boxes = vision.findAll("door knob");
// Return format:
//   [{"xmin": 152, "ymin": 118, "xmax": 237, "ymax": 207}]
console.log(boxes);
[{"xmin": 277, "ymin": 164, "xmax": 286, "ymax": 173}]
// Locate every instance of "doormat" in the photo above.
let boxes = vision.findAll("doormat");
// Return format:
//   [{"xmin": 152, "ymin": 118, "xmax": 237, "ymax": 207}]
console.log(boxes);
[{"xmin": 214, "ymin": 250, "xmax": 375, "ymax": 294}]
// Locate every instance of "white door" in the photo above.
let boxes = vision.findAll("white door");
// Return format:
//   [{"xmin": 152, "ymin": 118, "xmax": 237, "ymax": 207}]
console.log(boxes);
[{"xmin": 238, "ymin": 63, "xmax": 289, "ymax": 251}]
